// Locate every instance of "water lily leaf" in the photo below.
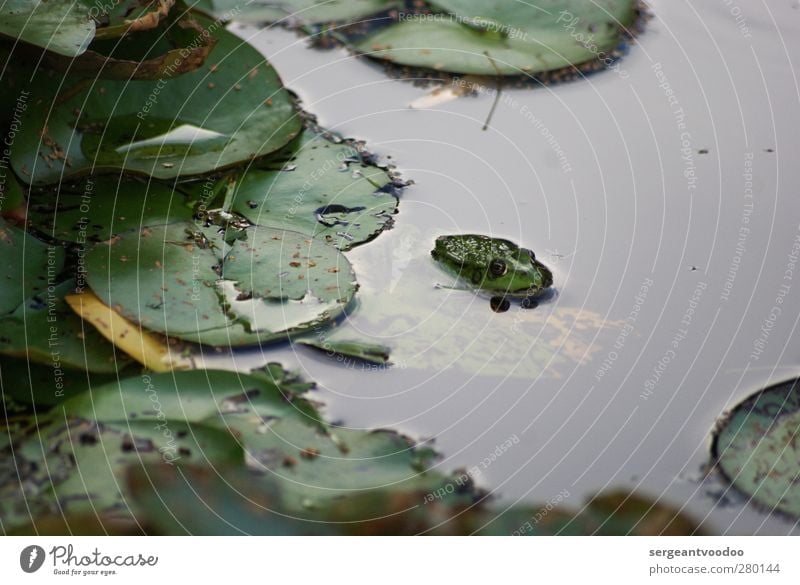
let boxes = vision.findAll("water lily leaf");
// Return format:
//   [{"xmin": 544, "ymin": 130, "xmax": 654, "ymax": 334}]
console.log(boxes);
[
  {"xmin": 84, "ymin": 222, "xmax": 357, "ymax": 347},
  {"xmin": 128, "ymin": 464, "xmax": 324, "ymax": 535},
  {"xmin": 0, "ymin": 280, "xmax": 128, "ymax": 373},
  {"xmin": 0, "ymin": 171, "xmax": 24, "ymax": 216},
  {"xmin": 61, "ymin": 368, "xmax": 317, "ymax": 423},
  {"xmin": 191, "ymin": 0, "xmax": 398, "ymax": 25},
  {"xmin": 229, "ymin": 130, "xmax": 398, "ymax": 250},
  {"xmin": 713, "ymin": 378, "xmax": 800, "ymax": 519},
  {"xmin": 299, "ymin": 338, "xmax": 391, "ymax": 366},
  {"xmin": 356, "ymin": 0, "xmax": 638, "ymax": 76},
  {"xmin": 27, "ymin": 176, "xmax": 193, "ymax": 244},
  {"xmin": 0, "ymin": 217, "xmax": 63, "ymax": 315},
  {"xmin": 12, "ymin": 14, "xmax": 301, "ymax": 185},
  {"xmin": 65, "ymin": 290, "xmax": 190, "ymax": 372},
  {"xmin": 0, "ymin": 416, "xmax": 243, "ymax": 530},
  {"xmin": 44, "ymin": 10, "xmax": 215, "ymax": 80},
  {"xmin": 0, "ymin": 356, "xmax": 124, "ymax": 408},
  {"xmin": 91, "ymin": 0, "xmax": 175, "ymax": 40},
  {"xmin": 0, "ymin": 0, "xmax": 95, "ymax": 57}
]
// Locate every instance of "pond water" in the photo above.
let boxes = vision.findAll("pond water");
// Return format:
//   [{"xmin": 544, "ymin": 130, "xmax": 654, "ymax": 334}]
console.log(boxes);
[{"xmin": 198, "ymin": 0, "xmax": 800, "ymax": 534}]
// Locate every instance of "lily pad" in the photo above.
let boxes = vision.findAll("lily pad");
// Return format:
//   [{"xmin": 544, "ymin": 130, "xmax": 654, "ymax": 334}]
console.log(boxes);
[
  {"xmin": 0, "ymin": 0, "xmax": 95, "ymax": 57},
  {"xmin": 0, "ymin": 217, "xmax": 64, "ymax": 315},
  {"xmin": 712, "ymin": 378, "xmax": 800, "ymax": 519},
  {"xmin": 0, "ymin": 416, "xmax": 243, "ymax": 530},
  {"xmin": 84, "ymin": 222, "xmax": 357, "ymax": 347},
  {"xmin": 12, "ymin": 14, "xmax": 301, "ymax": 185},
  {"xmin": 27, "ymin": 176, "xmax": 194, "ymax": 244},
  {"xmin": 356, "ymin": 0, "xmax": 638, "ymax": 76},
  {"xmin": 299, "ymin": 337, "xmax": 391, "ymax": 366},
  {"xmin": 0, "ymin": 355, "xmax": 124, "ymax": 408},
  {"xmin": 0, "ymin": 280, "xmax": 128, "ymax": 373},
  {"xmin": 191, "ymin": 0, "xmax": 398, "ymax": 25},
  {"xmin": 91, "ymin": 0, "xmax": 175, "ymax": 40},
  {"xmin": 229, "ymin": 130, "xmax": 398, "ymax": 250},
  {"xmin": 44, "ymin": 10, "xmax": 215, "ymax": 80}
]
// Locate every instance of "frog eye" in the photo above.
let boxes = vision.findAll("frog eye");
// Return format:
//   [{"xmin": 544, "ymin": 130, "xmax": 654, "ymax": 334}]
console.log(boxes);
[{"xmin": 489, "ymin": 258, "xmax": 508, "ymax": 277}]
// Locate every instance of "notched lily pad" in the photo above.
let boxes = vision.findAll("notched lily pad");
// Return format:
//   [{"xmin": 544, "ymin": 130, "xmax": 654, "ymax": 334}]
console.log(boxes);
[
  {"xmin": 84, "ymin": 222, "xmax": 357, "ymax": 347},
  {"xmin": 13, "ymin": 14, "xmax": 301, "ymax": 185},
  {"xmin": 299, "ymin": 338, "xmax": 391, "ymax": 366},
  {"xmin": 229, "ymin": 129, "xmax": 400, "ymax": 250},
  {"xmin": 712, "ymin": 378, "xmax": 800, "ymax": 519}
]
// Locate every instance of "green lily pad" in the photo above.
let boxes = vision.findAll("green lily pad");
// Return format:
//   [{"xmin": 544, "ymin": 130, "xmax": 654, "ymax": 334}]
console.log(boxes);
[
  {"xmin": 0, "ymin": 416, "xmax": 243, "ymax": 530},
  {"xmin": 0, "ymin": 0, "xmax": 95, "ymax": 57},
  {"xmin": 229, "ymin": 130, "xmax": 398, "ymax": 250},
  {"xmin": 191, "ymin": 0, "xmax": 398, "ymax": 25},
  {"xmin": 299, "ymin": 337, "xmax": 391, "ymax": 366},
  {"xmin": 356, "ymin": 0, "xmax": 638, "ymax": 76},
  {"xmin": 0, "ymin": 217, "xmax": 64, "ymax": 315},
  {"xmin": 44, "ymin": 10, "xmax": 215, "ymax": 80},
  {"xmin": 0, "ymin": 356, "xmax": 125, "ymax": 408},
  {"xmin": 0, "ymin": 280, "xmax": 130, "ymax": 373},
  {"xmin": 12, "ymin": 14, "xmax": 301, "ymax": 185},
  {"xmin": 713, "ymin": 378, "xmax": 800, "ymax": 519},
  {"xmin": 91, "ymin": 0, "xmax": 175, "ymax": 40},
  {"xmin": 84, "ymin": 222, "xmax": 357, "ymax": 347},
  {"xmin": 27, "ymin": 176, "xmax": 194, "ymax": 244}
]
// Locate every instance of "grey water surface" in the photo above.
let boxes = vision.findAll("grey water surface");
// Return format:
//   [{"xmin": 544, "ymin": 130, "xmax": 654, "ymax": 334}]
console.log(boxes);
[{"xmin": 199, "ymin": 0, "xmax": 800, "ymax": 534}]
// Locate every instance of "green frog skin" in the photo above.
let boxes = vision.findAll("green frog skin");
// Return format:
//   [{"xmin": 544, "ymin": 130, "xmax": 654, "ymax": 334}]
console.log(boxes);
[{"xmin": 431, "ymin": 235, "xmax": 553, "ymax": 308}]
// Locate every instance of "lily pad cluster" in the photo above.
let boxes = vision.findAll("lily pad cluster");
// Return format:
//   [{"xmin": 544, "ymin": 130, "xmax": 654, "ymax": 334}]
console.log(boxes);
[
  {"xmin": 192, "ymin": 0, "xmax": 643, "ymax": 80},
  {"xmin": 1, "ymin": 364, "xmax": 704, "ymax": 535}
]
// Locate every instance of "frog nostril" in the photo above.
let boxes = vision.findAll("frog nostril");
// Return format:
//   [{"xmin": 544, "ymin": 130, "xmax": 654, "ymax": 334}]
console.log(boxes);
[{"xmin": 489, "ymin": 258, "xmax": 507, "ymax": 277}]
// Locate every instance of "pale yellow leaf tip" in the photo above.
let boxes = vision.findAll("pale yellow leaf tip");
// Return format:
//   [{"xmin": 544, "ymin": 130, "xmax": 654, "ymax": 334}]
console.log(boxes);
[{"xmin": 65, "ymin": 291, "xmax": 191, "ymax": 373}]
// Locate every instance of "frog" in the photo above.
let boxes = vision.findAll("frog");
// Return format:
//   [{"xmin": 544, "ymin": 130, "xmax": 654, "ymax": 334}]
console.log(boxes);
[{"xmin": 431, "ymin": 234, "xmax": 553, "ymax": 311}]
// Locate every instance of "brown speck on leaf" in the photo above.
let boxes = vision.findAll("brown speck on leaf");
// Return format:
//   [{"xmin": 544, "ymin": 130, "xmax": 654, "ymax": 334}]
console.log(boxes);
[
  {"xmin": 300, "ymin": 448, "xmax": 320, "ymax": 460},
  {"xmin": 234, "ymin": 84, "xmax": 242, "ymax": 91},
  {"xmin": 155, "ymin": 260, "xmax": 162, "ymax": 268},
  {"xmin": 209, "ymin": 63, "xmax": 218, "ymax": 72},
  {"xmin": 282, "ymin": 456, "xmax": 296, "ymax": 467},
  {"xmin": 327, "ymin": 267, "xmax": 339, "ymax": 273},
  {"xmin": 208, "ymin": 82, "xmax": 215, "ymax": 89},
  {"xmin": 264, "ymin": 98, "xmax": 273, "ymax": 107},
  {"xmin": 307, "ymin": 260, "xmax": 317, "ymax": 268},
  {"xmin": 289, "ymin": 261, "xmax": 301, "ymax": 268}
]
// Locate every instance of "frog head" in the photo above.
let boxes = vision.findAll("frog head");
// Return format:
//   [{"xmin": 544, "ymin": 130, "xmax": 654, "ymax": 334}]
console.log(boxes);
[{"xmin": 431, "ymin": 234, "xmax": 553, "ymax": 299}]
